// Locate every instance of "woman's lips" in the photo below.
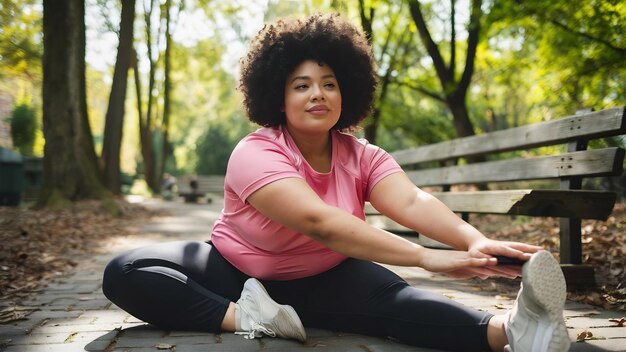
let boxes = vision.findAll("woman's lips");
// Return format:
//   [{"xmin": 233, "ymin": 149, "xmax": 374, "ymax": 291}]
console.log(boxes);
[{"xmin": 306, "ymin": 105, "xmax": 329, "ymax": 115}]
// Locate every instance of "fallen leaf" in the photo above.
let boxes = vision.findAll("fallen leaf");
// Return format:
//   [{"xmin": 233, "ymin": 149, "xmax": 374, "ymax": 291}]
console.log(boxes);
[
  {"xmin": 472, "ymin": 203, "xmax": 626, "ymax": 311},
  {"xmin": 0, "ymin": 200, "xmax": 162, "ymax": 304},
  {"xmin": 576, "ymin": 330, "xmax": 593, "ymax": 342},
  {"xmin": 64, "ymin": 332, "xmax": 78, "ymax": 343},
  {"xmin": 609, "ymin": 318, "xmax": 626, "ymax": 327}
]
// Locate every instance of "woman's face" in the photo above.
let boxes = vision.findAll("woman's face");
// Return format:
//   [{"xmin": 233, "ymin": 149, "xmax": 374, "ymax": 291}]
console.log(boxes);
[{"xmin": 283, "ymin": 60, "xmax": 342, "ymax": 136}]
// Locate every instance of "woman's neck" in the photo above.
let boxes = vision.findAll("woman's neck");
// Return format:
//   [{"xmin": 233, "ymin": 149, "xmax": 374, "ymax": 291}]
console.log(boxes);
[{"xmin": 285, "ymin": 126, "xmax": 333, "ymax": 173}]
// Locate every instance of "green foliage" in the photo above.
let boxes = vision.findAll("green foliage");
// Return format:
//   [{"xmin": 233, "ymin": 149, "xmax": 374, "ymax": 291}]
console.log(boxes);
[
  {"xmin": 8, "ymin": 103, "xmax": 38, "ymax": 156},
  {"xmin": 3, "ymin": 0, "xmax": 624, "ymax": 185},
  {"xmin": 194, "ymin": 123, "xmax": 236, "ymax": 175},
  {"xmin": 189, "ymin": 111, "xmax": 254, "ymax": 175},
  {"xmin": 264, "ymin": 0, "xmax": 347, "ymax": 21},
  {"xmin": 376, "ymin": 83, "xmax": 455, "ymax": 152},
  {"xmin": 0, "ymin": 1, "xmax": 42, "ymax": 79},
  {"xmin": 484, "ymin": 0, "xmax": 626, "ymax": 121},
  {"xmin": 166, "ymin": 35, "xmax": 247, "ymax": 174}
]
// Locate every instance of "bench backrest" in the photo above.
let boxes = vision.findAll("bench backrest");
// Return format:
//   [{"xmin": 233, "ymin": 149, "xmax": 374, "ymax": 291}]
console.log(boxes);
[
  {"xmin": 177, "ymin": 175, "xmax": 225, "ymax": 194},
  {"xmin": 393, "ymin": 107, "xmax": 625, "ymax": 164},
  {"xmin": 392, "ymin": 107, "xmax": 626, "ymax": 188}
]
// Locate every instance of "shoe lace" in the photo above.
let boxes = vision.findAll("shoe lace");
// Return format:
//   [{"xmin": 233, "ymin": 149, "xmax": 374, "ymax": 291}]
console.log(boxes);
[
  {"xmin": 234, "ymin": 321, "xmax": 277, "ymax": 339},
  {"xmin": 234, "ymin": 297, "xmax": 277, "ymax": 340}
]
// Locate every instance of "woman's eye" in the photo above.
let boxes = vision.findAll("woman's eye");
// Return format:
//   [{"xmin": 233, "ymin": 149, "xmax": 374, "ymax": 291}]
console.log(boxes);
[
  {"xmin": 324, "ymin": 83, "xmax": 336, "ymax": 88},
  {"xmin": 295, "ymin": 84, "xmax": 308, "ymax": 90}
]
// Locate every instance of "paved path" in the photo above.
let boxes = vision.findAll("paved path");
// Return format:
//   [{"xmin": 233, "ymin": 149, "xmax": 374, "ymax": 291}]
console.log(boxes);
[{"xmin": 1, "ymin": 197, "xmax": 624, "ymax": 351}]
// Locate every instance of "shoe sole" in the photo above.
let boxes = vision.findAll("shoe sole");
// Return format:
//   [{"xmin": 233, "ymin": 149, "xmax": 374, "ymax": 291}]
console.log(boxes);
[
  {"xmin": 522, "ymin": 251, "xmax": 569, "ymax": 352},
  {"xmin": 246, "ymin": 279, "xmax": 307, "ymax": 342}
]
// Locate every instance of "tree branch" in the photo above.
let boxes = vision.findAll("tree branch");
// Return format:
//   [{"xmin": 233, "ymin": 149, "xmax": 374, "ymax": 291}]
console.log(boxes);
[
  {"xmin": 407, "ymin": 0, "xmax": 451, "ymax": 87},
  {"xmin": 378, "ymin": 3, "xmax": 402, "ymax": 64},
  {"xmin": 448, "ymin": 0, "xmax": 456, "ymax": 79},
  {"xmin": 358, "ymin": 0, "xmax": 374, "ymax": 43},
  {"xmin": 379, "ymin": 23, "xmax": 411, "ymax": 105},
  {"xmin": 457, "ymin": 0, "xmax": 482, "ymax": 96},
  {"xmin": 391, "ymin": 78, "xmax": 446, "ymax": 102},
  {"xmin": 547, "ymin": 18, "xmax": 626, "ymax": 55}
]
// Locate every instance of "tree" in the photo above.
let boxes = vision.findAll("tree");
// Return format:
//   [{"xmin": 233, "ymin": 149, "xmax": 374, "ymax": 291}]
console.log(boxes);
[
  {"xmin": 165, "ymin": 27, "xmax": 251, "ymax": 176},
  {"xmin": 194, "ymin": 122, "xmax": 235, "ymax": 175},
  {"xmin": 0, "ymin": 1, "xmax": 43, "ymax": 146},
  {"xmin": 39, "ymin": 0, "xmax": 116, "ymax": 211},
  {"xmin": 101, "ymin": 0, "xmax": 136, "ymax": 194},
  {"xmin": 486, "ymin": 0, "xmax": 626, "ymax": 115},
  {"xmin": 132, "ymin": 0, "xmax": 179, "ymax": 194},
  {"xmin": 159, "ymin": 0, "xmax": 174, "ymax": 185},
  {"xmin": 358, "ymin": 0, "xmax": 414, "ymax": 144},
  {"xmin": 134, "ymin": 0, "xmax": 160, "ymax": 192},
  {"xmin": 0, "ymin": 0, "xmax": 42, "ymax": 80},
  {"xmin": 406, "ymin": 0, "xmax": 483, "ymax": 139}
]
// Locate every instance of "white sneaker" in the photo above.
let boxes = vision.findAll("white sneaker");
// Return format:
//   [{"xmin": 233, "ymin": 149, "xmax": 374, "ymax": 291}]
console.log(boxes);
[
  {"xmin": 504, "ymin": 250, "xmax": 571, "ymax": 352},
  {"xmin": 234, "ymin": 278, "xmax": 307, "ymax": 342}
]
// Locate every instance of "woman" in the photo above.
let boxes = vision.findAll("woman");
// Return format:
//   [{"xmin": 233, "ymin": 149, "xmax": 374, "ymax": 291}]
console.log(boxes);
[{"xmin": 103, "ymin": 13, "xmax": 570, "ymax": 352}]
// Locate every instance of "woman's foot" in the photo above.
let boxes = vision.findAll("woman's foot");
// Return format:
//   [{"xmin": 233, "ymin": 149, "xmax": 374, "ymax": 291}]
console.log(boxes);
[
  {"xmin": 234, "ymin": 278, "xmax": 307, "ymax": 342},
  {"xmin": 504, "ymin": 250, "xmax": 570, "ymax": 352}
]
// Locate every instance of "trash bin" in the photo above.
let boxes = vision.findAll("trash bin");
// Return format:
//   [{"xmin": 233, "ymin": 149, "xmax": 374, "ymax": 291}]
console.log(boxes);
[
  {"xmin": 0, "ymin": 147, "xmax": 24, "ymax": 206},
  {"xmin": 22, "ymin": 157, "xmax": 43, "ymax": 202}
]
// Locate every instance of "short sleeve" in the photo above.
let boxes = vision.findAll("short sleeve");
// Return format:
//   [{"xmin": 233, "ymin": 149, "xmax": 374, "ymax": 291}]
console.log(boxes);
[
  {"xmin": 226, "ymin": 136, "xmax": 304, "ymax": 201},
  {"xmin": 362, "ymin": 144, "xmax": 403, "ymax": 200}
]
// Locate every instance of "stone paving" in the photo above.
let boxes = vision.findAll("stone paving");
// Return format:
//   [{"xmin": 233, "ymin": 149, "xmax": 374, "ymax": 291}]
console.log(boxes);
[{"xmin": 1, "ymin": 197, "xmax": 625, "ymax": 351}]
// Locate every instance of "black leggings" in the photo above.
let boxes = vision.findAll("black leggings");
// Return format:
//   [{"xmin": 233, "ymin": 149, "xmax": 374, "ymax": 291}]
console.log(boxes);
[{"xmin": 102, "ymin": 241, "xmax": 493, "ymax": 351}]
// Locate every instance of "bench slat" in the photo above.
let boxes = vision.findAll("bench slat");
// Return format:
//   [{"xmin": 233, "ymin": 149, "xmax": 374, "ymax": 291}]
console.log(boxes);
[
  {"xmin": 405, "ymin": 148, "xmax": 624, "ymax": 186},
  {"xmin": 178, "ymin": 175, "xmax": 225, "ymax": 194},
  {"xmin": 433, "ymin": 190, "xmax": 616, "ymax": 220},
  {"xmin": 366, "ymin": 189, "xmax": 615, "ymax": 225},
  {"xmin": 392, "ymin": 107, "xmax": 626, "ymax": 165}
]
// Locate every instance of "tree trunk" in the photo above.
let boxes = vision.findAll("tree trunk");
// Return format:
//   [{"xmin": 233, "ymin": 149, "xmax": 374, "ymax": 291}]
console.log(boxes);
[
  {"xmin": 359, "ymin": 0, "xmax": 377, "ymax": 143},
  {"xmin": 39, "ymin": 0, "xmax": 116, "ymax": 211},
  {"xmin": 447, "ymin": 93, "xmax": 476, "ymax": 138},
  {"xmin": 359, "ymin": 0, "xmax": 406, "ymax": 144},
  {"xmin": 139, "ymin": 0, "xmax": 159, "ymax": 192},
  {"xmin": 101, "ymin": 0, "xmax": 136, "ymax": 194},
  {"xmin": 158, "ymin": 0, "xmax": 172, "ymax": 188},
  {"xmin": 131, "ymin": 47, "xmax": 156, "ymax": 193}
]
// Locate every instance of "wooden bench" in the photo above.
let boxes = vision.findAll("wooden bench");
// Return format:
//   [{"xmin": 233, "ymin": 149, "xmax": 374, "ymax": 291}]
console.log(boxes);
[
  {"xmin": 366, "ymin": 107, "xmax": 626, "ymax": 286},
  {"xmin": 177, "ymin": 175, "xmax": 225, "ymax": 203}
]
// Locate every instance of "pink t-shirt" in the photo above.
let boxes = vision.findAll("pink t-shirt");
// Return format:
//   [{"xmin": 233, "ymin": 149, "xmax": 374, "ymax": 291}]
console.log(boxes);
[{"xmin": 210, "ymin": 126, "xmax": 402, "ymax": 280}]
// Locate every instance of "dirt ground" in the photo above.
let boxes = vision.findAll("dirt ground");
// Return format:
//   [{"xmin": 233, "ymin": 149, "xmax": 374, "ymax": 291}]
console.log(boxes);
[{"xmin": 470, "ymin": 203, "xmax": 626, "ymax": 311}]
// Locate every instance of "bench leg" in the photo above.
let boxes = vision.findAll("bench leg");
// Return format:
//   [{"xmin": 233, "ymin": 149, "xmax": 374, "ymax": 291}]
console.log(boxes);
[
  {"xmin": 559, "ymin": 217, "xmax": 582, "ymax": 265},
  {"xmin": 559, "ymin": 217, "xmax": 597, "ymax": 288}
]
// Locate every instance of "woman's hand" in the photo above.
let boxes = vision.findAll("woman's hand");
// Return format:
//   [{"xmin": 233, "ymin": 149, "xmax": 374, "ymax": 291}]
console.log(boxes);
[
  {"xmin": 417, "ymin": 247, "xmax": 501, "ymax": 278},
  {"xmin": 467, "ymin": 238, "xmax": 542, "ymax": 262},
  {"xmin": 418, "ymin": 240, "xmax": 542, "ymax": 280},
  {"xmin": 456, "ymin": 238, "xmax": 544, "ymax": 279}
]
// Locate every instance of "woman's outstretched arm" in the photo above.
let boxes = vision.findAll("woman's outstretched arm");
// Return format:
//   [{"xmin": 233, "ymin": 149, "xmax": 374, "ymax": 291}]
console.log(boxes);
[{"xmin": 368, "ymin": 172, "xmax": 541, "ymax": 260}]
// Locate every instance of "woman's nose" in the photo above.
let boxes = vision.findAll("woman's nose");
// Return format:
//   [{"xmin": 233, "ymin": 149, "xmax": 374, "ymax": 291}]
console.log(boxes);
[{"xmin": 310, "ymin": 85, "xmax": 325, "ymax": 101}]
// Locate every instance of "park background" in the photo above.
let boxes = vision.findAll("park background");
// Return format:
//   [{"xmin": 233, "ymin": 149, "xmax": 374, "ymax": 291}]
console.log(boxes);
[{"xmin": 0, "ymin": 0, "xmax": 625, "ymax": 317}]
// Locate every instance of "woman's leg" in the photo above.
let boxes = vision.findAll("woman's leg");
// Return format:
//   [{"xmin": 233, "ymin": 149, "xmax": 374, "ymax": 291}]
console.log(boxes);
[
  {"xmin": 102, "ymin": 241, "xmax": 248, "ymax": 332},
  {"xmin": 262, "ymin": 258, "xmax": 493, "ymax": 352}
]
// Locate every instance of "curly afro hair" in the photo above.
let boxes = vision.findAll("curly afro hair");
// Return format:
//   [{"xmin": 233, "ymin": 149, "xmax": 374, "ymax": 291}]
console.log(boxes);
[{"xmin": 239, "ymin": 13, "xmax": 377, "ymax": 130}]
